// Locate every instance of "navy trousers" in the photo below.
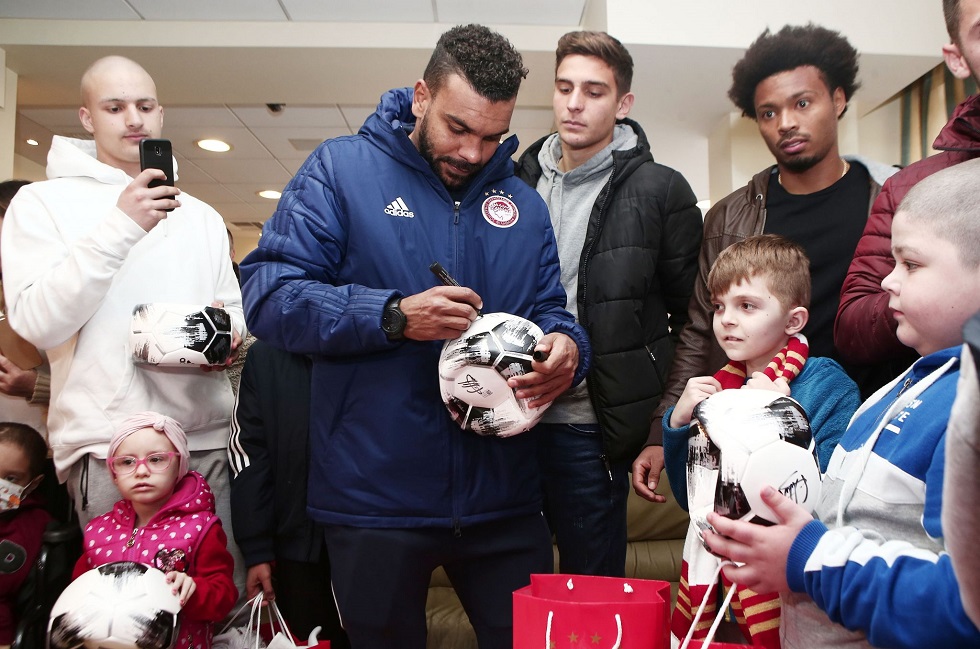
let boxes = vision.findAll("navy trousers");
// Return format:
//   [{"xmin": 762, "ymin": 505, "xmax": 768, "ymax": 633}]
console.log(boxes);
[
  {"xmin": 323, "ymin": 513, "xmax": 552, "ymax": 649},
  {"xmin": 536, "ymin": 423, "xmax": 630, "ymax": 577}
]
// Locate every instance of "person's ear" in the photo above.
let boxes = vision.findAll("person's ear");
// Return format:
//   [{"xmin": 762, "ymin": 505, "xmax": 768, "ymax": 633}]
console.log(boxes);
[
  {"xmin": 79, "ymin": 106, "xmax": 95, "ymax": 135},
  {"xmin": 943, "ymin": 43, "xmax": 973, "ymax": 80},
  {"xmin": 616, "ymin": 92, "xmax": 635, "ymax": 120},
  {"xmin": 785, "ymin": 306, "xmax": 808, "ymax": 335},
  {"xmin": 411, "ymin": 79, "xmax": 430, "ymax": 120},
  {"xmin": 832, "ymin": 87, "xmax": 846, "ymax": 120}
]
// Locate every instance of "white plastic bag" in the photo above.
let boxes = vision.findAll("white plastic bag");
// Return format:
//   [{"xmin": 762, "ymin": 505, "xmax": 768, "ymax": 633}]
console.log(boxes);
[
  {"xmin": 263, "ymin": 598, "xmax": 298, "ymax": 649},
  {"xmin": 212, "ymin": 594, "xmax": 271, "ymax": 649},
  {"xmin": 213, "ymin": 594, "xmax": 326, "ymax": 649}
]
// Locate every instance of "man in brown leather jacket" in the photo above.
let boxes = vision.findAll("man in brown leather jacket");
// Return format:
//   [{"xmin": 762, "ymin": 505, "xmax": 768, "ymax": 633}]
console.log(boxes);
[{"xmin": 632, "ymin": 24, "xmax": 897, "ymax": 501}]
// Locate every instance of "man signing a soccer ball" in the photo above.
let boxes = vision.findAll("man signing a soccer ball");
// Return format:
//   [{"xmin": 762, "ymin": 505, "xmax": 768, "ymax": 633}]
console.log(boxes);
[{"xmin": 239, "ymin": 24, "xmax": 590, "ymax": 649}]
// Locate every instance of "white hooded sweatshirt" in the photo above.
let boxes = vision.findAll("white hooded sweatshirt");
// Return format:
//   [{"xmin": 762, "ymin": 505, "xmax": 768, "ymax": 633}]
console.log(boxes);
[{"xmin": 1, "ymin": 136, "xmax": 245, "ymax": 479}]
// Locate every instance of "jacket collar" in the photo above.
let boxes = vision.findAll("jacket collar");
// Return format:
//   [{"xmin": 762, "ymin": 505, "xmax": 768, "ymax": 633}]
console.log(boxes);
[
  {"xmin": 46, "ymin": 135, "xmax": 183, "ymax": 186},
  {"xmin": 933, "ymin": 92, "xmax": 980, "ymax": 153},
  {"xmin": 360, "ymin": 87, "xmax": 520, "ymax": 204},
  {"xmin": 111, "ymin": 471, "xmax": 213, "ymax": 527},
  {"xmin": 517, "ymin": 117, "xmax": 653, "ymax": 186},
  {"xmin": 746, "ymin": 154, "xmax": 896, "ymax": 203}
]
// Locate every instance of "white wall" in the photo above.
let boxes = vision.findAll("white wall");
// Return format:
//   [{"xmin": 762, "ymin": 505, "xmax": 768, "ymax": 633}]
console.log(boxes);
[
  {"xmin": 606, "ymin": 0, "xmax": 946, "ymax": 56},
  {"xmin": 13, "ymin": 152, "xmax": 44, "ymax": 180},
  {"xmin": 857, "ymin": 97, "xmax": 904, "ymax": 168},
  {"xmin": 0, "ymin": 64, "xmax": 16, "ymax": 181}
]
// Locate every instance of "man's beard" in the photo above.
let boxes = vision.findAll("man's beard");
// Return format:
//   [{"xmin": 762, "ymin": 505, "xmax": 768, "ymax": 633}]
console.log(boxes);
[
  {"xmin": 780, "ymin": 154, "xmax": 823, "ymax": 174},
  {"xmin": 775, "ymin": 131, "xmax": 830, "ymax": 174},
  {"xmin": 417, "ymin": 117, "xmax": 481, "ymax": 189}
]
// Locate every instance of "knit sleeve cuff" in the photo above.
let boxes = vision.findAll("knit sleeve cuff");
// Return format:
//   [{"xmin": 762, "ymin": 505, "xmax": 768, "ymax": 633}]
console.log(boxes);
[
  {"xmin": 29, "ymin": 365, "xmax": 50, "ymax": 405},
  {"xmin": 544, "ymin": 319, "xmax": 592, "ymax": 386}
]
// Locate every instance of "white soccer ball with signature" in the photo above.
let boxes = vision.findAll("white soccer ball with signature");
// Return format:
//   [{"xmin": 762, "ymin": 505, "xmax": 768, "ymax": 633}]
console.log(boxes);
[
  {"xmin": 48, "ymin": 561, "xmax": 181, "ymax": 649},
  {"xmin": 438, "ymin": 312, "xmax": 550, "ymax": 437},
  {"xmin": 130, "ymin": 303, "xmax": 233, "ymax": 366},
  {"xmin": 688, "ymin": 389, "xmax": 821, "ymax": 526}
]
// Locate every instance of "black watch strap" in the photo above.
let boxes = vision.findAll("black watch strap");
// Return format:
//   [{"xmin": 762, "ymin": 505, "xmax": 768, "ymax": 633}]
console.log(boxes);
[{"xmin": 381, "ymin": 297, "xmax": 407, "ymax": 340}]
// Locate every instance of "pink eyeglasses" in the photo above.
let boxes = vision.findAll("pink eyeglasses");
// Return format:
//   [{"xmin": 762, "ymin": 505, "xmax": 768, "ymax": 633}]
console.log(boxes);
[{"xmin": 108, "ymin": 452, "xmax": 178, "ymax": 475}]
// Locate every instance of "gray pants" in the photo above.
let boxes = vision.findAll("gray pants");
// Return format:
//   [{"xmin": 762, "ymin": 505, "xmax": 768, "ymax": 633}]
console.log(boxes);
[{"xmin": 67, "ymin": 448, "xmax": 246, "ymax": 597}]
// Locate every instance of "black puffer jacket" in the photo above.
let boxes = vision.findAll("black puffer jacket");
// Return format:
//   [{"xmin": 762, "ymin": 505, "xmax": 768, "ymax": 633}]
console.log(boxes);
[
  {"xmin": 515, "ymin": 119, "xmax": 703, "ymax": 461},
  {"xmin": 228, "ymin": 339, "xmax": 320, "ymax": 566}
]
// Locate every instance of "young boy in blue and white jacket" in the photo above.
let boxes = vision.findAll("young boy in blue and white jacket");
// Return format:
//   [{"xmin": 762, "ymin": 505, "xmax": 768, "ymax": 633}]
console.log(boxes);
[{"xmin": 702, "ymin": 158, "xmax": 980, "ymax": 649}]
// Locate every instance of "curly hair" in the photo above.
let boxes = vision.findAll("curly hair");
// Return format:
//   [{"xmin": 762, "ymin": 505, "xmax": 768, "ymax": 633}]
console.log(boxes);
[
  {"xmin": 728, "ymin": 23, "xmax": 860, "ymax": 119},
  {"xmin": 555, "ymin": 31, "xmax": 633, "ymax": 96},
  {"xmin": 423, "ymin": 24, "xmax": 529, "ymax": 103}
]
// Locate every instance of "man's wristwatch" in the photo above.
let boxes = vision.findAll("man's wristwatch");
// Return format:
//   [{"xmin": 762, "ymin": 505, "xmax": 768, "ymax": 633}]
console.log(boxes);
[{"xmin": 381, "ymin": 297, "xmax": 407, "ymax": 340}]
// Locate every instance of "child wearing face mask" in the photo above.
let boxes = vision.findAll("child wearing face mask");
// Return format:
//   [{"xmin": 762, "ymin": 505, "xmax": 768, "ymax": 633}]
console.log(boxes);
[
  {"xmin": 0, "ymin": 422, "xmax": 51, "ymax": 649},
  {"xmin": 72, "ymin": 412, "xmax": 237, "ymax": 649}
]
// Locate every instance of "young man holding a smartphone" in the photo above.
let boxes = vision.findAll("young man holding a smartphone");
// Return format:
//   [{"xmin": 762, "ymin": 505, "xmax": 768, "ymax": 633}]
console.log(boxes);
[{"xmin": 0, "ymin": 56, "xmax": 246, "ymax": 590}]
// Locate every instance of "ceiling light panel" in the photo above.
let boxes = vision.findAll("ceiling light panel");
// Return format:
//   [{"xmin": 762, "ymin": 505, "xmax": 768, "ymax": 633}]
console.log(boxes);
[{"xmin": 197, "ymin": 139, "xmax": 231, "ymax": 152}]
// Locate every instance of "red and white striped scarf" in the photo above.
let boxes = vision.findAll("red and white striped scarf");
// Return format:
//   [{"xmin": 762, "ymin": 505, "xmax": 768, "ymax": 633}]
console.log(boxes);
[{"xmin": 713, "ymin": 333, "xmax": 809, "ymax": 390}]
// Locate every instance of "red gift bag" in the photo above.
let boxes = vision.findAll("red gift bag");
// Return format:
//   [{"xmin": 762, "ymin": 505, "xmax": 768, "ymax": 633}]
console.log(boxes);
[{"xmin": 513, "ymin": 574, "xmax": 671, "ymax": 649}]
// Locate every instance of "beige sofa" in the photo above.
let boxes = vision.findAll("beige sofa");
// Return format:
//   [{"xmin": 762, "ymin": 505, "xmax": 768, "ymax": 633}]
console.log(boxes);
[{"xmin": 425, "ymin": 472, "xmax": 690, "ymax": 648}]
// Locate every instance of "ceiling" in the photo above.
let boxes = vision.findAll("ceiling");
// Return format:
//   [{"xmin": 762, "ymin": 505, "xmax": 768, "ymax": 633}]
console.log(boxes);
[
  {"xmin": 1, "ymin": 0, "xmax": 588, "ymax": 243},
  {"xmin": 0, "ymin": 0, "xmax": 948, "ymax": 251}
]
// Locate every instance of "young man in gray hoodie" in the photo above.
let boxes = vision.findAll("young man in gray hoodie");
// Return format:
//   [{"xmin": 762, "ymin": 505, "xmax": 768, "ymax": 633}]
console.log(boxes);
[{"xmin": 515, "ymin": 31, "xmax": 703, "ymax": 577}]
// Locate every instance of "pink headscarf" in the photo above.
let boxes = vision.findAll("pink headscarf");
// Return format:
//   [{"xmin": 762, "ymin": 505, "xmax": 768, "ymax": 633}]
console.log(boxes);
[{"xmin": 107, "ymin": 411, "xmax": 189, "ymax": 477}]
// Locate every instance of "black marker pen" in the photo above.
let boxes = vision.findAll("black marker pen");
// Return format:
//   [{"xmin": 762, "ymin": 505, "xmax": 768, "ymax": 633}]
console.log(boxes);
[{"xmin": 430, "ymin": 262, "xmax": 482, "ymax": 316}]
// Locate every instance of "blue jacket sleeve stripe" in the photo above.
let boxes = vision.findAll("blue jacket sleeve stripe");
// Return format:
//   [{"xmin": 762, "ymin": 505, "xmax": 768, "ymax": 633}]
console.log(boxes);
[{"xmin": 789, "ymin": 520, "xmax": 980, "ymax": 648}]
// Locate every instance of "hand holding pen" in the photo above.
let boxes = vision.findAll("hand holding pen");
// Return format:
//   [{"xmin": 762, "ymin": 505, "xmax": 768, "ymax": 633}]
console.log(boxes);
[
  {"xmin": 431, "ymin": 262, "xmax": 552, "ymax": 362},
  {"xmin": 388, "ymin": 262, "xmax": 481, "ymax": 341},
  {"xmin": 428, "ymin": 263, "xmax": 574, "ymax": 405},
  {"xmin": 429, "ymin": 262, "xmax": 482, "ymax": 317}
]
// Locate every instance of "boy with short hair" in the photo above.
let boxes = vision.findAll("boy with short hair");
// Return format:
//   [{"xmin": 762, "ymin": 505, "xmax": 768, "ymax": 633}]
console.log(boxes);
[
  {"xmin": 704, "ymin": 158, "xmax": 980, "ymax": 648},
  {"xmin": 664, "ymin": 234, "xmax": 861, "ymax": 647}
]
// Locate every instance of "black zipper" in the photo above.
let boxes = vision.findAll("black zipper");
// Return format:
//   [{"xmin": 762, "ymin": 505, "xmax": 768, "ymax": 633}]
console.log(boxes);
[
  {"xmin": 581, "ymin": 158, "xmax": 619, "ymax": 469},
  {"xmin": 451, "ymin": 198, "xmax": 462, "ymax": 537}
]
